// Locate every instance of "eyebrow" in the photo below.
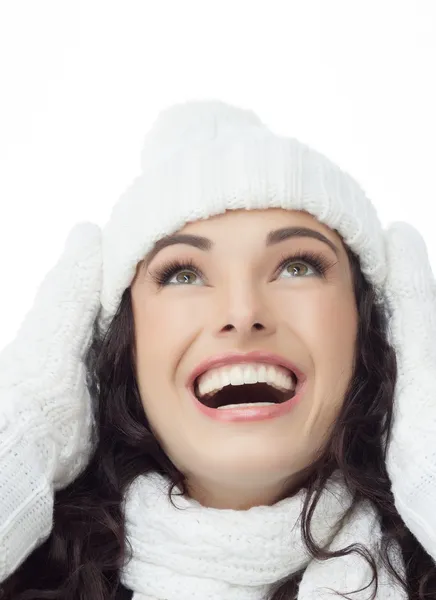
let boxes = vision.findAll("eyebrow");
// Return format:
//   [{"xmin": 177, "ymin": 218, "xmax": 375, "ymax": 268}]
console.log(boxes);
[{"xmin": 144, "ymin": 226, "xmax": 339, "ymax": 266}]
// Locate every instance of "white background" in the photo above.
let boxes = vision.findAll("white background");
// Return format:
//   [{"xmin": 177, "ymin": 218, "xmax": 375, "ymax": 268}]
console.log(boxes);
[{"xmin": 0, "ymin": 0, "xmax": 435, "ymax": 350}]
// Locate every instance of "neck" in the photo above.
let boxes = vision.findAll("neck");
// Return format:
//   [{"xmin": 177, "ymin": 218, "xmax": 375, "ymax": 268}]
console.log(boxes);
[{"xmin": 186, "ymin": 475, "xmax": 293, "ymax": 510}]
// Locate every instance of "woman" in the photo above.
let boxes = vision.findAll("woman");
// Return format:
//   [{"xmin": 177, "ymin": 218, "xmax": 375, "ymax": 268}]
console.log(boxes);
[{"xmin": 0, "ymin": 100, "xmax": 435, "ymax": 599}]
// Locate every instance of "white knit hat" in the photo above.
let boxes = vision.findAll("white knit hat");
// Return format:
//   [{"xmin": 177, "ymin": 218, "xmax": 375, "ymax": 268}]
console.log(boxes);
[{"xmin": 99, "ymin": 99, "xmax": 386, "ymax": 332}]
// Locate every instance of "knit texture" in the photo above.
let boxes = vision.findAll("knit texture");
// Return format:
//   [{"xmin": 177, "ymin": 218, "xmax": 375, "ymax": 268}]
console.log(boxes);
[
  {"xmin": 99, "ymin": 100, "xmax": 386, "ymax": 333},
  {"xmin": 0, "ymin": 100, "xmax": 435, "ymax": 596},
  {"xmin": 0, "ymin": 222, "xmax": 101, "ymax": 580},
  {"xmin": 121, "ymin": 472, "xmax": 405, "ymax": 599},
  {"xmin": 384, "ymin": 223, "xmax": 436, "ymax": 558}
]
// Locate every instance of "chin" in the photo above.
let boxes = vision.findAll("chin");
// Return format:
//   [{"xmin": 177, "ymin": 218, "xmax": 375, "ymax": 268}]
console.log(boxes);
[{"xmin": 190, "ymin": 444, "xmax": 301, "ymax": 483}]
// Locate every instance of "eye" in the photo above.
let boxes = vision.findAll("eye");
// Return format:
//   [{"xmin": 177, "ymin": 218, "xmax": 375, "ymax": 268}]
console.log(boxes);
[
  {"xmin": 150, "ymin": 250, "xmax": 334, "ymax": 288},
  {"xmin": 280, "ymin": 261, "xmax": 313, "ymax": 277},
  {"xmin": 281, "ymin": 260, "xmax": 316, "ymax": 279},
  {"xmin": 150, "ymin": 259, "xmax": 204, "ymax": 286},
  {"xmin": 275, "ymin": 250, "xmax": 332, "ymax": 280},
  {"xmin": 171, "ymin": 270, "xmax": 199, "ymax": 285}
]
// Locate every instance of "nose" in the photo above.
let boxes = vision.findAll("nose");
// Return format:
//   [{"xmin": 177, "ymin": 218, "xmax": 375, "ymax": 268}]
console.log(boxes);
[{"xmin": 215, "ymin": 281, "xmax": 277, "ymax": 341}]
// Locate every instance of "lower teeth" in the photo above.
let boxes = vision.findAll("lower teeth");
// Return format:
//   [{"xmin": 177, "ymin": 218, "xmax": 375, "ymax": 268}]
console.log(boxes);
[{"xmin": 217, "ymin": 402, "xmax": 276, "ymax": 410}]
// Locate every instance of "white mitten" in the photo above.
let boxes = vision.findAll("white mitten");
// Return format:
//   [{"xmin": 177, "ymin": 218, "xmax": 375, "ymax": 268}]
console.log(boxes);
[
  {"xmin": 384, "ymin": 222, "xmax": 436, "ymax": 561},
  {"xmin": 0, "ymin": 222, "xmax": 102, "ymax": 581}
]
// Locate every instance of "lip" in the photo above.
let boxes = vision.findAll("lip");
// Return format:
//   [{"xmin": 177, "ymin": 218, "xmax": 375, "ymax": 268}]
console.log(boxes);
[{"xmin": 185, "ymin": 350, "xmax": 307, "ymax": 423}]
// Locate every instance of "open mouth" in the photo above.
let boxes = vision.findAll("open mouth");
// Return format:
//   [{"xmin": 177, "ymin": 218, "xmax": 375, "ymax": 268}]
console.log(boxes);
[{"xmin": 194, "ymin": 374, "xmax": 297, "ymax": 409}]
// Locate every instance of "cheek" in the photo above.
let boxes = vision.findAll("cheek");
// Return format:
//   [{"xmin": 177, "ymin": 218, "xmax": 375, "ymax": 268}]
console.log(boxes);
[
  {"xmin": 314, "ymin": 295, "xmax": 357, "ymax": 361},
  {"xmin": 131, "ymin": 291, "xmax": 207, "ymax": 463},
  {"xmin": 284, "ymin": 287, "xmax": 357, "ymax": 356},
  {"xmin": 132, "ymin": 292, "xmax": 200, "ymax": 404},
  {"xmin": 287, "ymin": 289, "xmax": 358, "ymax": 430},
  {"xmin": 140, "ymin": 291, "xmax": 205, "ymax": 342}
]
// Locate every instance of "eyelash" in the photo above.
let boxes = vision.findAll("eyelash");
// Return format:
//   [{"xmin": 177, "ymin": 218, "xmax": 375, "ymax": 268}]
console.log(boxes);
[
  {"xmin": 276, "ymin": 250, "xmax": 334, "ymax": 278},
  {"xmin": 150, "ymin": 250, "xmax": 335, "ymax": 287}
]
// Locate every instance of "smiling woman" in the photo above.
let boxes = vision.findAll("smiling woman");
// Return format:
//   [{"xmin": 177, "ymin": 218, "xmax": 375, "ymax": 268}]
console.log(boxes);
[
  {"xmin": 1, "ymin": 100, "xmax": 436, "ymax": 600},
  {"xmin": 130, "ymin": 209, "xmax": 357, "ymax": 509}
]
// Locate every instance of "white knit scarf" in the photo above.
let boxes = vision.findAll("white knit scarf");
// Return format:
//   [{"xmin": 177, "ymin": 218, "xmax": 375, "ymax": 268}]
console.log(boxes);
[{"xmin": 121, "ymin": 472, "xmax": 406, "ymax": 600}]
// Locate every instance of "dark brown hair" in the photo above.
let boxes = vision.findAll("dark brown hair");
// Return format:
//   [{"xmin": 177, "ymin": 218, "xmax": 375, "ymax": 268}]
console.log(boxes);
[{"xmin": 2, "ymin": 245, "xmax": 436, "ymax": 600}]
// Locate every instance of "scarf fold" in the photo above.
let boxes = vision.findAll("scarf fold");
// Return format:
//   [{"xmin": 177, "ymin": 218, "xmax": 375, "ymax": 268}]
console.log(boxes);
[{"xmin": 121, "ymin": 472, "xmax": 406, "ymax": 600}]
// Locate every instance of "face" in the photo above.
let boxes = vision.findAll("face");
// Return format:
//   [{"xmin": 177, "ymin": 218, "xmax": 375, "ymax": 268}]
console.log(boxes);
[{"xmin": 130, "ymin": 209, "xmax": 358, "ymax": 508}]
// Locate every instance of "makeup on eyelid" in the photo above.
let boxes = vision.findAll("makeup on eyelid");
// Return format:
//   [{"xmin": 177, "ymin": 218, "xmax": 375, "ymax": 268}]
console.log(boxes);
[{"xmin": 150, "ymin": 250, "xmax": 337, "ymax": 287}]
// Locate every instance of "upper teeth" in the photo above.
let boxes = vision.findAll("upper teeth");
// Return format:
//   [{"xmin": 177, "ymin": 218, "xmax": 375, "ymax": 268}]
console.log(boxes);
[{"xmin": 196, "ymin": 363, "xmax": 295, "ymax": 398}]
